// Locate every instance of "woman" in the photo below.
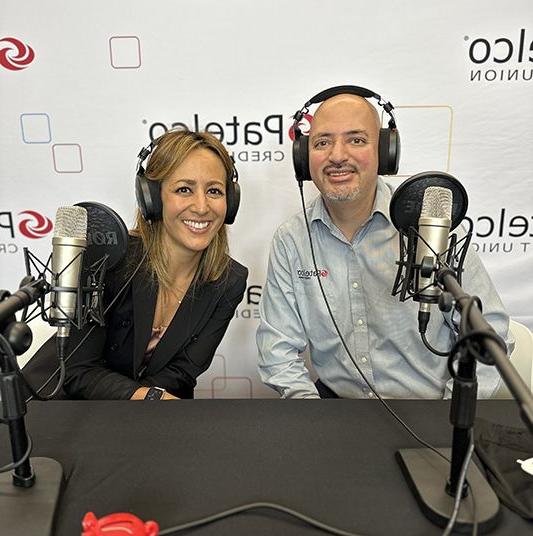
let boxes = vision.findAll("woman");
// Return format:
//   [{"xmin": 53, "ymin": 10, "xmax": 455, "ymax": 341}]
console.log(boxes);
[{"xmin": 63, "ymin": 130, "xmax": 248, "ymax": 399}]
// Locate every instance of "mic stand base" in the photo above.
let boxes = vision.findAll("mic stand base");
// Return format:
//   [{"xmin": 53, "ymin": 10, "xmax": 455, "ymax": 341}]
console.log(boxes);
[
  {"xmin": 396, "ymin": 447, "xmax": 500, "ymax": 534},
  {"xmin": 0, "ymin": 457, "xmax": 62, "ymax": 536}
]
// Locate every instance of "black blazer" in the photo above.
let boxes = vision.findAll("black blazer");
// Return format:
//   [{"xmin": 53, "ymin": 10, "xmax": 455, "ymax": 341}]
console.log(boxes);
[{"xmin": 63, "ymin": 238, "xmax": 248, "ymax": 400}]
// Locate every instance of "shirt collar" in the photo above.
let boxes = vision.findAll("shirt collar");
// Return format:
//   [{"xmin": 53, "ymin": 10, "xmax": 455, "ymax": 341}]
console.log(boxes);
[
  {"xmin": 372, "ymin": 176, "xmax": 393, "ymax": 224},
  {"xmin": 310, "ymin": 176, "xmax": 394, "ymax": 228}
]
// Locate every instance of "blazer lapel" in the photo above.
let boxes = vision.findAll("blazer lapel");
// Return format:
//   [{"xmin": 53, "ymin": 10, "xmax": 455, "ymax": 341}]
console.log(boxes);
[{"xmin": 132, "ymin": 267, "xmax": 157, "ymax": 374}]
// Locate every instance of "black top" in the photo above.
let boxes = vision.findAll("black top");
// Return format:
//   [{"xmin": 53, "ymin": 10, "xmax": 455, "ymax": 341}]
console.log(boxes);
[{"xmin": 62, "ymin": 237, "xmax": 248, "ymax": 399}]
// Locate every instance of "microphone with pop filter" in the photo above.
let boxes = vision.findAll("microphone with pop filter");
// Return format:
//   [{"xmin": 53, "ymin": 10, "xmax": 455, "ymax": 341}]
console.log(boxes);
[
  {"xmin": 22, "ymin": 202, "xmax": 128, "ymax": 331},
  {"xmin": 390, "ymin": 172, "xmax": 472, "ymax": 335}
]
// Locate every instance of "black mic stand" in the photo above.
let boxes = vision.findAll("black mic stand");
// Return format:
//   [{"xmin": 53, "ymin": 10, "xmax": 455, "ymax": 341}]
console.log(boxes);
[
  {"xmin": 396, "ymin": 264, "xmax": 533, "ymax": 534},
  {"xmin": 0, "ymin": 280, "xmax": 62, "ymax": 536},
  {"xmin": 438, "ymin": 267, "xmax": 533, "ymax": 433}
]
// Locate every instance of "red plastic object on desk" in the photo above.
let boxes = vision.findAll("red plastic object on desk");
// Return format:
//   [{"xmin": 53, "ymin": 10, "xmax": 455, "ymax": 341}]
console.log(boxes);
[{"xmin": 82, "ymin": 511, "xmax": 159, "ymax": 535}]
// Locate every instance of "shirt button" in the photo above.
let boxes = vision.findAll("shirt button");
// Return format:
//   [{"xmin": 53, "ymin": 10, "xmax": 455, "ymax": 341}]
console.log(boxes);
[
  {"xmin": 357, "ymin": 319, "xmax": 364, "ymax": 326},
  {"xmin": 368, "ymin": 392, "xmax": 374, "ymax": 398},
  {"xmin": 361, "ymin": 356, "xmax": 367, "ymax": 363},
  {"xmin": 110, "ymin": 344, "xmax": 119, "ymax": 351},
  {"xmin": 352, "ymin": 282, "xmax": 359, "ymax": 289},
  {"xmin": 121, "ymin": 319, "xmax": 130, "ymax": 328}
]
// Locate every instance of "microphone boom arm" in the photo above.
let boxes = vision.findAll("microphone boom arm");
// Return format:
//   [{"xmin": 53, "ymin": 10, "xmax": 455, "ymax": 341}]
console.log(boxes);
[{"xmin": 438, "ymin": 267, "xmax": 533, "ymax": 433}]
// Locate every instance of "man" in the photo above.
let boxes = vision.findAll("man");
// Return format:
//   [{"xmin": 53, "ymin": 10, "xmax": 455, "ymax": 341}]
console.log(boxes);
[{"xmin": 256, "ymin": 91, "xmax": 512, "ymax": 399}]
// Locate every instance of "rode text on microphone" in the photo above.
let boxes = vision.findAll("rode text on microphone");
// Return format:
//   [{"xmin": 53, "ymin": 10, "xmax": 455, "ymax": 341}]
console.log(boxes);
[{"xmin": 390, "ymin": 171, "xmax": 471, "ymax": 305}]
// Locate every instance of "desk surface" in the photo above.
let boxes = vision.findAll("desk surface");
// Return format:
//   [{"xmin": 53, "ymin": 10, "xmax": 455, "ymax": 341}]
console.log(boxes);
[{"xmin": 1, "ymin": 400, "xmax": 531, "ymax": 535}]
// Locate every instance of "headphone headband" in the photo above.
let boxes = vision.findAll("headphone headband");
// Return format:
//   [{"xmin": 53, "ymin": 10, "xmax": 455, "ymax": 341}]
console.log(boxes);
[
  {"xmin": 307, "ymin": 85, "xmax": 377, "ymax": 105},
  {"xmin": 293, "ymin": 85, "xmax": 397, "ymax": 138}
]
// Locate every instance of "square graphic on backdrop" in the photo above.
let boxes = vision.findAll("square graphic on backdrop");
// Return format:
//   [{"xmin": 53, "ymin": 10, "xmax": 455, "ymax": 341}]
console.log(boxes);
[
  {"xmin": 52, "ymin": 143, "xmax": 83, "ymax": 173},
  {"xmin": 20, "ymin": 113, "xmax": 52, "ymax": 144},
  {"xmin": 210, "ymin": 377, "xmax": 253, "ymax": 399},
  {"xmin": 196, "ymin": 354, "xmax": 227, "ymax": 395},
  {"xmin": 109, "ymin": 36, "xmax": 141, "ymax": 69}
]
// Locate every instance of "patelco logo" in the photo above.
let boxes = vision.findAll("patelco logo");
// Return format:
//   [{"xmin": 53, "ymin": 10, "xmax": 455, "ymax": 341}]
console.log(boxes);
[
  {"xmin": 0, "ymin": 37, "xmax": 35, "ymax": 71},
  {"xmin": 145, "ymin": 110, "xmax": 299, "ymax": 164},
  {"xmin": 297, "ymin": 268, "xmax": 329, "ymax": 280},
  {"xmin": 465, "ymin": 28, "xmax": 532, "ymax": 82},
  {"xmin": 18, "ymin": 211, "xmax": 53, "ymax": 239},
  {"xmin": 463, "ymin": 208, "xmax": 532, "ymax": 254}
]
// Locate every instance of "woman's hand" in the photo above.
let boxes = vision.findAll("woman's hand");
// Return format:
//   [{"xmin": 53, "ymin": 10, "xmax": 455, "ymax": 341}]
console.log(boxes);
[{"xmin": 162, "ymin": 391, "xmax": 179, "ymax": 400}]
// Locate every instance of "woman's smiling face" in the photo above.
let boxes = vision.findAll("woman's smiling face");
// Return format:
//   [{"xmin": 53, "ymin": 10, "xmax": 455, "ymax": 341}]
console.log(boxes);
[{"xmin": 160, "ymin": 147, "xmax": 227, "ymax": 256}]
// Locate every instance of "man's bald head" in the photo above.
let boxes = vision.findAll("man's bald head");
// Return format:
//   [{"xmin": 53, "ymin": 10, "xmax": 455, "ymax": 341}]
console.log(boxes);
[{"xmin": 310, "ymin": 94, "xmax": 381, "ymax": 138}]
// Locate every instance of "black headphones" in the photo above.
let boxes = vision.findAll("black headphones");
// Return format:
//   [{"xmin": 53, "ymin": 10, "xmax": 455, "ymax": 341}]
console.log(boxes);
[
  {"xmin": 135, "ymin": 131, "xmax": 240, "ymax": 224},
  {"xmin": 292, "ymin": 85, "xmax": 401, "ymax": 181}
]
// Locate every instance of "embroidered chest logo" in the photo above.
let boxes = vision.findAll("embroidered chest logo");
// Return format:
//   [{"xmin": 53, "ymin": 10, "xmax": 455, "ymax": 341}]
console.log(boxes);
[{"xmin": 297, "ymin": 268, "xmax": 329, "ymax": 280}]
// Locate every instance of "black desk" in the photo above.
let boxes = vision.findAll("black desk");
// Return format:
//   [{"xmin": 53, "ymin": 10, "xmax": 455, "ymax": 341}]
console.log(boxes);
[{"xmin": 1, "ymin": 400, "xmax": 531, "ymax": 535}]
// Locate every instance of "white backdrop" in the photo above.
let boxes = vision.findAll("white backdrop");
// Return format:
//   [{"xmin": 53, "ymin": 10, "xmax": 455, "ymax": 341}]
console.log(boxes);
[{"xmin": 1, "ymin": 0, "xmax": 532, "ymax": 398}]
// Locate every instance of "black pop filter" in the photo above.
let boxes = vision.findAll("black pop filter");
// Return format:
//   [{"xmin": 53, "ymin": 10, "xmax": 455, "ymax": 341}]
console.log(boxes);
[
  {"xmin": 389, "ymin": 171, "xmax": 468, "ymax": 232},
  {"xmin": 74, "ymin": 202, "xmax": 128, "ymax": 270}
]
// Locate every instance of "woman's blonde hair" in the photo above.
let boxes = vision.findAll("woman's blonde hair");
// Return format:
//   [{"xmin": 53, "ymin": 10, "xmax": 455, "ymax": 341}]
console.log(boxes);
[{"xmin": 132, "ymin": 129, "xmax": 233, "ymax": 289}]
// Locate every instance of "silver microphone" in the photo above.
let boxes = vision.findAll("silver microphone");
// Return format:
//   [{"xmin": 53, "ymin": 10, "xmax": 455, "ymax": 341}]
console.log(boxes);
[
  {"xmin": 49, "ymin": 206, "xmax": 88, "ymax": 339},
  {"xmin": 415, "ymin": 187, "xmax": 452, "ymax": 332}
]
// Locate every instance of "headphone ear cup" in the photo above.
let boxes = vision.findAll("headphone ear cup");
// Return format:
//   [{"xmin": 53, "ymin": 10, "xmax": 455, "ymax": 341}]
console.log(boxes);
[
  {"xmin": 378, "ymin": 127, "xmax": 401, "ymax": 175},
  {"xmin": 135, "ymin": 172, "xmax": 162, "ymax": 222},
  {"xmin": 224, "ymin": 179, "xmax": 240, "ymax": 225},
  {"xmin": 389, "ymin": 128, "xmax": 401, "ymax": 175},
  {"xmin": 292, "ymin": 135, "xmax": 312, "ymax": 182}
]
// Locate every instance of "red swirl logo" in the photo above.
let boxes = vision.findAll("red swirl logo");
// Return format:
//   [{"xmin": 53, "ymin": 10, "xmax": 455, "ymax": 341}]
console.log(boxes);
[
  {"xmin": 288, "ymin": 113, "xmax": 314, "ymax": 141},
  {"xmin": 0, "ymin": 37, "xmax": 35, "ymax": 71},
  {"xmin": 18, "ymin": 211, "xmax": 53, "ymax": 239}
]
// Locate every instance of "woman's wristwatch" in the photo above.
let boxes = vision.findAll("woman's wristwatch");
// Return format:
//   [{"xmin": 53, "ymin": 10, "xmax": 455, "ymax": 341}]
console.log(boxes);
[{"xmin": 144, "ymin": 387, "xmax": 166, "ymax": 400}]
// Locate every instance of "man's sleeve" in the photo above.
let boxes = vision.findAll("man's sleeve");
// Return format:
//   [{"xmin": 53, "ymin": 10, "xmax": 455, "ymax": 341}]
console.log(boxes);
[{"xmin": 256, "ymin": 229, "xmax": 320, "ymax": 399}]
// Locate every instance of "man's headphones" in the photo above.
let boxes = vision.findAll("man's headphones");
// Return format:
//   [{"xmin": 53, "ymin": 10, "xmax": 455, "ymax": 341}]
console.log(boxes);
[
  {"xmin": 135, "ymin": 131, "xmax": 240, "ymax": 224},
  {"xmin": 292, "ymin": 85, "xmax": 401, "ymax": 181}
]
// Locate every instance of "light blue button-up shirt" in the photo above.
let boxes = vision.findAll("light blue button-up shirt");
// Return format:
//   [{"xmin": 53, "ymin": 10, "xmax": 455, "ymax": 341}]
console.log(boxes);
[{"xmin": 257, "ymin": 177, "xmax": 512, "ymax": 399}]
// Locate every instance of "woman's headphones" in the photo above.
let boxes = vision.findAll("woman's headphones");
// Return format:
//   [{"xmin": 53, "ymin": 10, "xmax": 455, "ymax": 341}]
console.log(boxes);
[
  {"xmin": 135, "ymin": 131, "xmax": 240, "ymax": 224},
  {"xmin": 292, "ymin": 85, "xmax": 401, "ymax": 181}
]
